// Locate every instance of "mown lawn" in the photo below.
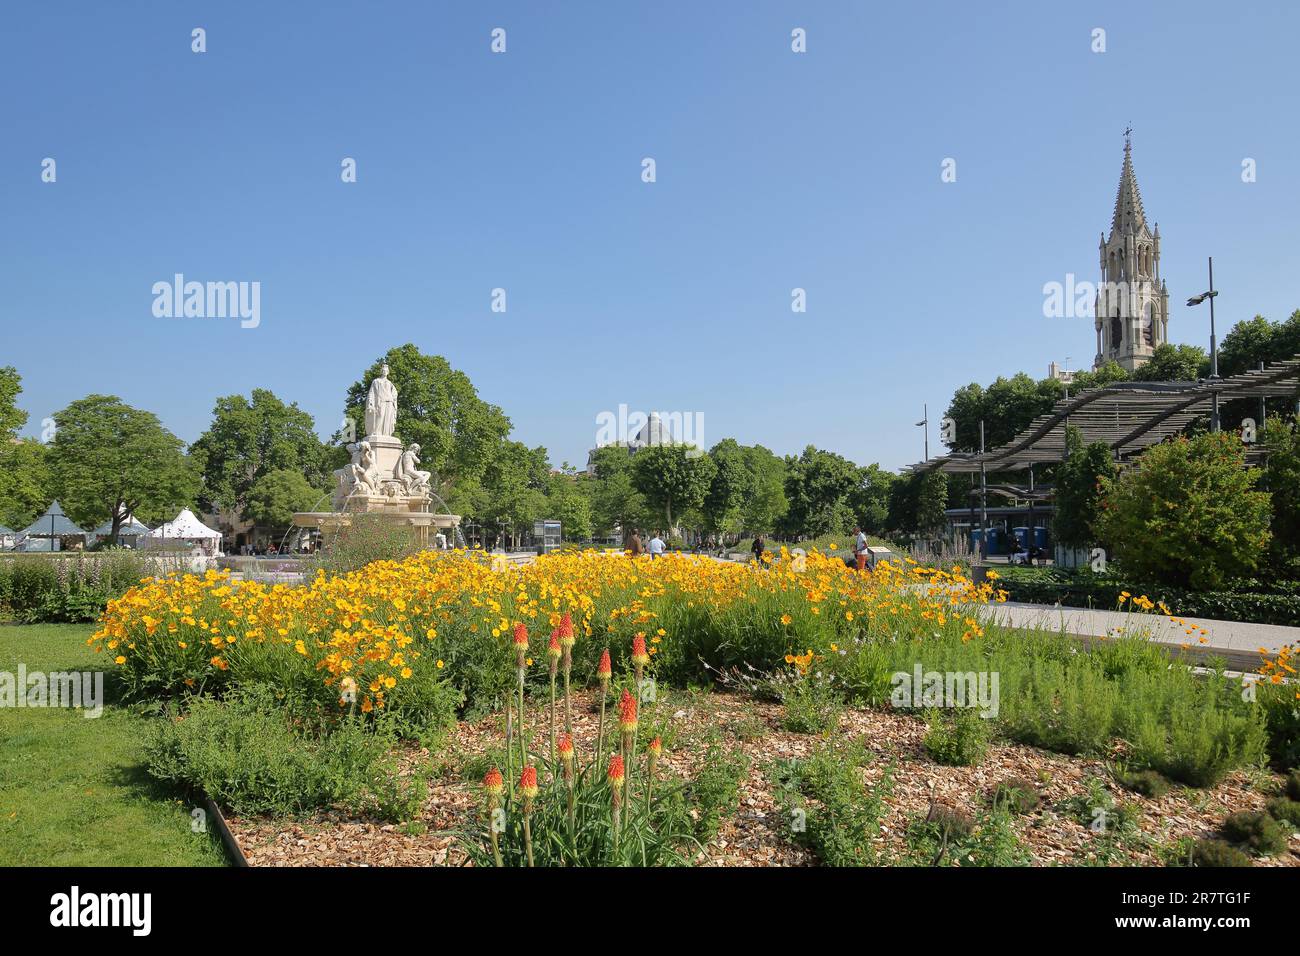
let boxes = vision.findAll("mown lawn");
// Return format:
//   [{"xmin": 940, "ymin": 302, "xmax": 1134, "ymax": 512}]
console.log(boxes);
[{"xmin": 0, "ymin": 623, "xmax": 228, "ymax": 866}]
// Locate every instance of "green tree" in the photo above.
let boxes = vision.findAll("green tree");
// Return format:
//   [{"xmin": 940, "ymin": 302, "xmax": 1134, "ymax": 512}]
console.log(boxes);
[
  {"xmin": 914, "ymin": 470, "xmax": 949, "ymax": 539},
  {"xmin": 702, "ymin": 439, "xmax": 753, "ymax": 535},
  {"xmin": 0, "ymin": 367, "xmax": 50, "ymax": 528},
  {"xmin": 780, "ymin": 445, "xmax": 858, "ymax": 538},
  {"xmin": 190, "ymin": 389, "xmax": 327, "ymax": 516},
  {"xmin": 0, "ymin": 366, "xmax": 29, "ymax": 438},
  {"xmin": 588, "ymin": 447, "xmax": 651, "ymax": 538},
  {"xmin": 631, "ymin": 444, "xmax": 716, "ymax": 534},
  {"xmin": 1132, "ymin": 343, "xmax": 1209, "ymax": 382},
  {"xmin": 342, "ymin": 345, "xmax": 511, "ymax": 496},
  {"xmin": 1096, "ymin": 432, "xmax": 1271, "ymax": 589},
  {"xmin": 0, "ymin": 440, "xmax": 50, "ymax": 529},
  {"xmin": 738, "ymin": 444, "xmax": 788, "ymax": 536},
  {"xmin": 545, "ymin": 472, "xmax": 594, "ymax": 540},
  {"xmin": 1053, "ymin": 425, "xmax": 1118, "ymax": 550},
  {"xmin": 244, "ymin": 468, "xmax": 323, "ymax": 530},
  {"xmin": 850, "ymin": 464, "xmax": 896, "ymax": 535},
  {"xmin": 1261, "ymin": 416, "xmax": 1300, "ymax": 571},
  {"xmin": 49, "ymin": 395, "xmax": 198, "ymax": 541}
]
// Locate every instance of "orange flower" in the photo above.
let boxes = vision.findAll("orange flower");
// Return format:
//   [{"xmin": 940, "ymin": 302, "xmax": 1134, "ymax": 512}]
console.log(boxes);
[
  {"xmin": 519, "ymin": 765, "xmax": 539, "ymax": 800},
  {"xmin": 619, "ymin": 689, "xmax": 638, "ymax": 734},
  {"xmin": 607, "ymin": 754, "xmax": 625, "ymax": 786},
  {"xmin": 547, "ymin": 631, "xmax": 562, "ymax": 660},
  {"xmin": 482, "ymin": 767, "xmax": 504, "ymax": 798},
  {"xmin": 558, "ymin": 733, "xmax": 574, "ymax": 762},
  {"xmin": 597, "ymin": 648, "xmax": 612, "ymax": 682},
  {"xmin": 648, "ymin": 736, "xmax": 662, "ymax": 758},
  {"xmin": 631, "ymin": 634, "xmax": 649, "ymax": 666},
  {"xmin": 558, "ymin": 612, "xmax": 575, "ymax": 647},
  {"xmin": 512, "ymin": 622, "xmax": 529, "ymax": 648}
]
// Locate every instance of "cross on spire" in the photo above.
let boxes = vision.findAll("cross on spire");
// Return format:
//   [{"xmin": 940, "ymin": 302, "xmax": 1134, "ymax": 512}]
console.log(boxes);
[{"xmin": 1123, "ymin": 125, "xmax": 1132, "ymax": 149}]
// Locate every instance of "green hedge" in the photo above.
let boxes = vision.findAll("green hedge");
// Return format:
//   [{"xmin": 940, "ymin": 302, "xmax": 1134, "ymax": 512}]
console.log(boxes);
[
  {"xmin": 0, "ymin": 551, "xmax": 157, "ymax": 623},
  {"xmin": 994, "ymin": 567, "xmax": 1300, "ymax": 627}
]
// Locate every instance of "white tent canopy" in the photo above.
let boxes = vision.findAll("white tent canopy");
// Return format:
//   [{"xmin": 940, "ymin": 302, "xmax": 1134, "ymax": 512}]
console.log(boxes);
[
  {"xmin": 92, "ymin": 514, "xmax": 153, "ymax": 537},
  {"xmin": 145, "ymin": 509, "xmax": 223, "ymax": 554}
]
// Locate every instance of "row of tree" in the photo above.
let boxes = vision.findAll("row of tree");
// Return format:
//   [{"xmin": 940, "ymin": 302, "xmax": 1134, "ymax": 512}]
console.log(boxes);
[{"xmin": 0, "ymin": 346, "xmax": 933, "ymax": 546}]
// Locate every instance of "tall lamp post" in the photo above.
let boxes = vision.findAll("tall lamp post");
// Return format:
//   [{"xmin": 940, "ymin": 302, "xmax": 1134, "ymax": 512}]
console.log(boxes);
[
  {"xmin": 1186, "ymin": 256, "xmax": 1221, "ymax": 433},
  {"xmin": 915, "ymin": 404, "xmax": 929, "ymax": 461}
]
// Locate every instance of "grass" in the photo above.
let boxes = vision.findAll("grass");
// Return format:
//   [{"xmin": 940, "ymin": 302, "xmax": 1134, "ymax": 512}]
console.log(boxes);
[{"xmin": 0, "ymin": 623, "xmax": 228, "ymax": 866}]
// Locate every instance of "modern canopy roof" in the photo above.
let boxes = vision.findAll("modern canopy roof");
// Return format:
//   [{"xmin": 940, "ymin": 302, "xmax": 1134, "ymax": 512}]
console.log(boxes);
[
  {"xmin": 911, "ymin": 356, "xmax": 1300, "ymax": 475},
  {"xmin": 18, "ymin": 500, "xmax": 89, "ymax": 537}
]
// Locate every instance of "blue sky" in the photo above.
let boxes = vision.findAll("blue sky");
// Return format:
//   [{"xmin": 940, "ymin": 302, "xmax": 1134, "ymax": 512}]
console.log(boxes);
[{"xmin": 3, "ymin": 1, "xmax": 1298, "ymax": 471}]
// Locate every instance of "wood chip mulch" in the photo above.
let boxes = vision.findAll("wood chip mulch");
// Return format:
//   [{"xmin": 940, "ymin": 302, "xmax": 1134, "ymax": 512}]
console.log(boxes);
[{"xmin": 226, "ymin": 688, "xmax": 1299, "ymax": 868}]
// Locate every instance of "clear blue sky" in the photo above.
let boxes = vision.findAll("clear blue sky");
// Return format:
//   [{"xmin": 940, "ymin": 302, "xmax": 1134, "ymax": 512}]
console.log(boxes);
[{"xmin": 3, "ymin": 1, "xmax": 1298, "ymax": 471}]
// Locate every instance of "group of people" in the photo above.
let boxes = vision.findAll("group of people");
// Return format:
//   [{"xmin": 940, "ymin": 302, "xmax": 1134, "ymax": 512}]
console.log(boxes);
[{"xmin": 624, "ymin": 529, "xmax": 667, "ymax": 558}]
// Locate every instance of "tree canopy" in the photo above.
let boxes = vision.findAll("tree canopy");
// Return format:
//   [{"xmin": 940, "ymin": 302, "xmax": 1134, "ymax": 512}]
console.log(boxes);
[{"xmin": 49, "ymin": 395, "xmax": 198, "ymax": 539}]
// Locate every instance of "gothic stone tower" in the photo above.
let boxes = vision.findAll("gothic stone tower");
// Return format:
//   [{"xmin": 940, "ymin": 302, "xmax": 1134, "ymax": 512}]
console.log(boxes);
[{"xmin": 1093, "ymin": 135, "xmax": 1169, "ymax": 371}]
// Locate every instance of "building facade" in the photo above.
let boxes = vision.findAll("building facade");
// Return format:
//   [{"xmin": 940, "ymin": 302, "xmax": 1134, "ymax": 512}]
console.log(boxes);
[{"xmin": 1093, "ymin": 136, "xmax": 1169, "ymax": 371}]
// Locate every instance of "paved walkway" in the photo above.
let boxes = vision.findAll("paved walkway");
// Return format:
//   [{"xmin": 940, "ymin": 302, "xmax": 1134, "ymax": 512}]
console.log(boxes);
[{"xmin": 987, "ymin": 601, "xmax": 1298, "ymax": 657}]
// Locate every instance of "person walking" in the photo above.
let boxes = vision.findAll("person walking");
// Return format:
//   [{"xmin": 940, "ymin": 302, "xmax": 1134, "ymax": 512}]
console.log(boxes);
[
  {"xmin": 852, "ymin": 526, "xmax": 869, "ymax": 571},
  {"xmin": 751, "ymin": 533, "xmax": 766, "ymax": 565},
  {"xmin": 627, "ymin": 528, "xmax": 644, "ymax": 558},
  {"xmin": 648, "ymin": 530, "xmax": 666, "ymax": 559}
]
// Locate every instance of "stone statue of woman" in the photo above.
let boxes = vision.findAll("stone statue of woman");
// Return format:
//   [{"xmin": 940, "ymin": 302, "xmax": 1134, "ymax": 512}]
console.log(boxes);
[{"xmin": 364, "ymin": 364, "xmax": 398, "ymax": 438}]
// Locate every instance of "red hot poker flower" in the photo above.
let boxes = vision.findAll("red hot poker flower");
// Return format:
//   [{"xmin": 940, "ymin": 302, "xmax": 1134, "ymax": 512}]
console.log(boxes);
[
  {"xmin": 619, "ymin": 689, "xmax": 638, "ymax": 733},
  {"xmin": 607, "ymin": 754, "xmax": 625, "ymax": 785},
  {"xmin": 631, "ymin": 634, "xmax": 650, "ymax": 666},
  {"xmin": 557, "ymin": 733, "xmax": 574, "ymax": 761},
  {"xmin": 547, "ymin": 631, "xmax": 562, "ymax": 659},
  {"xmin": 483, "ymin": 767, "xmax": 504, "ymax": 797},
  {"xmin": 648, "ymin": 737, "xmax": 662, "ymax": 758},
  {"xmin": 559, "ymin": 612, "xmax": 575, "ymax": 647},
  {"xmin": 597, "ymin": 648, "xmax": 612, "ymax": 682},
  {"xmin": 519, "ymin": 765, "xmax": 539, "ymax": 800},
  {"xmin": 512, "ymin": 622, "xmax": 529, "ymax": 648}
]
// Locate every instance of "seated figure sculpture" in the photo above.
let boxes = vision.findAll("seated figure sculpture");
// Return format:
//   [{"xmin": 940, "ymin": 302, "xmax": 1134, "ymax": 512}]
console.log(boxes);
[{"xmin": 396, "ymin": 443, "xmax": 432, "ymax": 495}]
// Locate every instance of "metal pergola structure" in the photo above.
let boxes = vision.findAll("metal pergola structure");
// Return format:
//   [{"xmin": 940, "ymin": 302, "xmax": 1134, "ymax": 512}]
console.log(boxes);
[
  {"xmin": 911, "ymin": 356, "xmax": 1300, "ymax": 476},
  {"xmin": 907, "ymin": 356, "xmax": 1300, "ymax": 561}
]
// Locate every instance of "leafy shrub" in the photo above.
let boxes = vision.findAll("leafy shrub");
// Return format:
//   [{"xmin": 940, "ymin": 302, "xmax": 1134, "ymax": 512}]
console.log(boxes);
[
  {"xmin": 1096, "ymin": 432, "xmax": 1272, "ymax": 590},
  {"xmin": 774, "ymin": 739, "xmax": 891, "ymax": 866},
  {"xmin": 991, "ymin": 777, "xmax": 1041, "ymax": 814},
  {"xmin": 778, "ymin": 672, "xmax": 844, "ymax": 735},
  {"xmin": 1190, "ymin": 838, "xmax": 1252, "ymax": 868},
  {"xmin": 0, "ymin": 550, "xmax": 158, "ymax": 623},
  {"xmin": 1124, "ymin": 680, "xmax": 1267, "ymax": 787},
  {"xmin": 1257, "ymin": 684, "xmax": 1300, "ymax": 771},
  {"xmin": 1115, "ymin": 768, "xmax": 1171, "ymax": 798},
  {"xmin": 1220, "ymin": 810, "xmax": 1289, "ymax": 856},
  {"xmin": 923, "ymin": 707, "xmax": 990, "ymax": 767},
  {"xmin": 684, "ymin": 734, "xmax": 750, "ymax": 843},
  {"xmin": 1265, "ymin": 797, "xmax": 1300, "ymax": 830},
  {"xmin": 909, "ymin": 804, "xmax": 1031, "ymax": 867},
  {"xmin": 309, "ymin": 514, "xmax": 420, "ymax": 575},
  {"xmin": 145, "ymin": 686, "xmax": 423, "ymax": 821}
]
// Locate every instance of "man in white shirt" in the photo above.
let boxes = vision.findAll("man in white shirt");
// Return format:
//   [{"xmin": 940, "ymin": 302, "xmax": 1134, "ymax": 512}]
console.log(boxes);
[
  {"xmin": 648, "ymin": 531, "xmax": 666, "ymax": 558},
  {"xmin": 852, "ymin": 526, "xmax": 869, "ymax": 571}
]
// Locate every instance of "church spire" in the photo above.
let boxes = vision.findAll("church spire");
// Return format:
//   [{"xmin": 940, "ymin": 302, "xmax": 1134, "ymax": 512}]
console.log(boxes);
[{"xmin": 1110, "ymin": 129, "xmax": 1147, "ymax": 237}]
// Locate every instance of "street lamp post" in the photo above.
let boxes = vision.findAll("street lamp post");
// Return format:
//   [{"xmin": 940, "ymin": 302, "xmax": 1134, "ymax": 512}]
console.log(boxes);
[
  {"xmin": 915, "ymin": 404, "xmax": 929, "ymax": 461},
  {"xmin": 1186, "ymin": 256, "xmax": 1221, "ymax": 433}
]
